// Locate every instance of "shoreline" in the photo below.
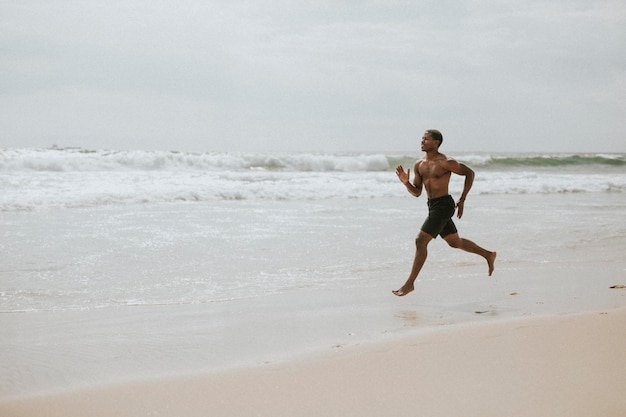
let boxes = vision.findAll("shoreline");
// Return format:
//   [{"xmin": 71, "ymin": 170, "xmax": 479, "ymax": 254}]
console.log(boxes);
[
  {"xmin": 2, "ymin": 192, "xmax": 625, "ymax": 416},
  {"xmin": 2, "ymin": 307, "xmax": 625, "ymax": 417}
]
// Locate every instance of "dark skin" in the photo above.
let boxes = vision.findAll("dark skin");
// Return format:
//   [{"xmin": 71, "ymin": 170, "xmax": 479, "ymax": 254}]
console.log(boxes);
[{"xmin": 392, "ymin": 131, "xmax": 496, "ymax": 296}]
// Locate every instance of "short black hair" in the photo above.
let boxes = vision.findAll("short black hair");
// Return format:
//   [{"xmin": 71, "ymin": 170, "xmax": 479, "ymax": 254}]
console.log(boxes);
[{"xmin": 426, "ymin": 129, "xmax": 443, "ymax": 147}]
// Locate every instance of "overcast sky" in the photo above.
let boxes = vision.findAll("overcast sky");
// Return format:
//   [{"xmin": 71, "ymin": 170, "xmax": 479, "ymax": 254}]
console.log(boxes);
[{"xmin": 2, "ymin": 0, "xmax": 625, "ymax": 153}]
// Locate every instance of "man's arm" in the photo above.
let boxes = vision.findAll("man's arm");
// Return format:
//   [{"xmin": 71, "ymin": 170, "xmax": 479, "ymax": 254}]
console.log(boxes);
[
  {"xmin": 443, "ymin": 159, "xmax": 474, "ymax": 218},
  {"xmin": 396, "ymin": 162, "xmax": 423, "ymax": 197}
]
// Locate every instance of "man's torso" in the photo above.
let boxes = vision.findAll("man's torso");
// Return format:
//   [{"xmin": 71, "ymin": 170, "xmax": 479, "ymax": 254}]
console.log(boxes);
[{"xmin": 416, "ymin": 154, "xmax": 452, "ymax": 199}]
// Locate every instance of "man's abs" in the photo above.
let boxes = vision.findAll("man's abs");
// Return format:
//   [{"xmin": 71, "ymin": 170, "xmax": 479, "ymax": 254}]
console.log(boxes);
[{"xmin": 423, "ymin": 177, "xmax": 451, "ymax": 199}]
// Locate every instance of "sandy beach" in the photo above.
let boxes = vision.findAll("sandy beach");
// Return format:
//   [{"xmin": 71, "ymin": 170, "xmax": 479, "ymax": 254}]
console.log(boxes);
[{"xmin": 2, "ymin": 307, "xmax": 625, "ymax": 417}]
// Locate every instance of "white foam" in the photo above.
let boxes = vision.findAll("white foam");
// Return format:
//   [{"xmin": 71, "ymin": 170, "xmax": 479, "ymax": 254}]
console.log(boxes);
[
  {"xmin": 0, "ymin": 148, "xmax": 391, "ymax": 173},
  {"xmin": 1, "ymin": 149, "xmax": 625, "ymax": 211}
]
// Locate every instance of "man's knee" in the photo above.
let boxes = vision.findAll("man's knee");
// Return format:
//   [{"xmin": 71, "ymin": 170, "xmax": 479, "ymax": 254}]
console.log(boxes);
[{"xmin": 415, "ymin": 232, "xmax": 433, "ymax": 247}]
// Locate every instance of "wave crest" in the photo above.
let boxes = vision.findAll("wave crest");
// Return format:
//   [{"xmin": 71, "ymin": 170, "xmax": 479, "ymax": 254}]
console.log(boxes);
[
  {"xmin": 458, "ymin": 153, "xmax": 626, "ymax": 168},
  {"xmin": 0, "ymin": 148, "xmax": 392, "ymax": 173}
]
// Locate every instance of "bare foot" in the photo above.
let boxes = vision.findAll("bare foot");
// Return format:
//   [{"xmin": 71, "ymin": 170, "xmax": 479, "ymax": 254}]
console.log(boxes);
[
  {"xmin": 392, "ymin": 284, "xmax": 414, "ymax": 297},
  {"xmin": 488, "ymin": 251, "xmax": 497, "ymax": 276}
]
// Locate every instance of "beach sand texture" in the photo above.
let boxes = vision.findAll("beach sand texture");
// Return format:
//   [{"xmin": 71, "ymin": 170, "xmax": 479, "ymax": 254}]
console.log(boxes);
[{"xmin": 2, "ymin": 308, "xmax": 625, "ymax": 417}]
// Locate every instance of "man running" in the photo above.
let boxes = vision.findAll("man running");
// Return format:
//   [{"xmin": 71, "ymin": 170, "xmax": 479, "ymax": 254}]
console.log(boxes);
[{"xmin": 393, "ymin": 129, "xmax": 496, "ymax": 296}]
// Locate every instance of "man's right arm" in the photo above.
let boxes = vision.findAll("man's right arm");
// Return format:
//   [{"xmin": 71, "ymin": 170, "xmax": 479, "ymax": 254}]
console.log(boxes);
[
  {"xmin": 408, "ymin": 161, "xmax": 423, "ymax": 197},
  {"xmin": 396, "ymin": 162, "xmax": 422, "ymax": 197}
]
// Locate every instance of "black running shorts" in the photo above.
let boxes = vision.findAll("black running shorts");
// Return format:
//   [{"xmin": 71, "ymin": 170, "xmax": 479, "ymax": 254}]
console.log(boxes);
[{"xmin": 421, "ymin": 195, "xmax": 458, "ymax": 239}]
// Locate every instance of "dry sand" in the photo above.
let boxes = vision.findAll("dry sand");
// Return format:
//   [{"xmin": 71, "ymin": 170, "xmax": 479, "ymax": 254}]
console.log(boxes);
[{"xmin": 2, "ymin": 307, "xmax": 625, "ymax": 417}]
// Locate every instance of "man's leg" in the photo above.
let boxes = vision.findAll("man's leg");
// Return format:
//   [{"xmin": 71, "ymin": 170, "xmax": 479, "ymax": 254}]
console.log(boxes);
[
  {"xmin": 442, "ymin": 233, "xmax": 497, "ymax": 276},
  {"xmin": 393, "ymin": 231, "xmax": 433, "ymax": 296}
]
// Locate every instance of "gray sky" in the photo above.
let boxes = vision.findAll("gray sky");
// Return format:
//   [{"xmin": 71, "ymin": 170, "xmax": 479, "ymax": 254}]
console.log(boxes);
[{"xmin": 2, "ymin": 0, "xmax": 625, "ymax": 153}]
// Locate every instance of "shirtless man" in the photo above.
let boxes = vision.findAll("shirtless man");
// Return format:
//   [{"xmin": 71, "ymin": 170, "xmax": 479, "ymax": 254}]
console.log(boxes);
[{"xmin": 393, "ymin": 129, "xmax": 496, "ymax": 297}]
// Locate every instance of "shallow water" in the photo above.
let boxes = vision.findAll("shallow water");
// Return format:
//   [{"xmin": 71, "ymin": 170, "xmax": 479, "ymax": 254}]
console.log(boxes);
[
  {"xmin": 2, "ymin": 149, "xmax": 626, "ymax": 398},
  {"xmin": 1, "ymin": 192, "xmax": 625, "ymax": 398}
]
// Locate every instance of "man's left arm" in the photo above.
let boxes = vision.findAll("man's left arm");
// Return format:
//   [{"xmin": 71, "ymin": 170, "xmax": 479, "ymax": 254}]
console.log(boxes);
[{"xmin": 443, "ymin": 160, "xmax": 474, "ymax": 219}]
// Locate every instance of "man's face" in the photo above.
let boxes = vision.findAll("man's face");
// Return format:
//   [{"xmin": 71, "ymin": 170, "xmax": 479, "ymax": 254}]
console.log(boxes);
[{"xmin": 421, "ymin": 132, "xmax": 438, "ymax": 151}]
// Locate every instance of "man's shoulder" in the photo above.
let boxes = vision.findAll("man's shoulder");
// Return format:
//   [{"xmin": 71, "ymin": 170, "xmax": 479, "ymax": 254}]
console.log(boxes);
[
  {"xmin": 440, "ymin": 154, "xmax": 460, "ymax": 165},
  {"xmin": 434, "ymin": 154, "xmax": 464, "ymax": 174}
]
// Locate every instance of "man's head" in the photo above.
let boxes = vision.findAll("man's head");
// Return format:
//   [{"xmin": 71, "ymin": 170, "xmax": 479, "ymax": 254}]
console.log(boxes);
[{"xmin": 425, "ymin": 129, "xmax": 443, "ymax": 148}]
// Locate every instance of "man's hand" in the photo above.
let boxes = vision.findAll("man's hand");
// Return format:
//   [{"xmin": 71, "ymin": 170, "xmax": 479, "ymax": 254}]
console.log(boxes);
[
  {"xmin": 396, "ymin": 165, "xmax": 411, "ymax": 185},
  {"xmin": 456, "ymin": 200, "xmax": 465, "ymax": 219}
]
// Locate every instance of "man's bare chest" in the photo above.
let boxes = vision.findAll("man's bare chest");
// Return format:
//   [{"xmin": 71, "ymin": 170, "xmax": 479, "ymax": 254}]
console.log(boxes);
[{"xmin": 418, "ymin": 160, "xmax": 450, "ymax": 179}]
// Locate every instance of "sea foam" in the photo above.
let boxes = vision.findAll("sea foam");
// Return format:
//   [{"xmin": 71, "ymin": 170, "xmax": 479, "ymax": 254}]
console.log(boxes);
[{"xmin": 1, "ymin": 148, "xmax": 624, "ymax": 211}]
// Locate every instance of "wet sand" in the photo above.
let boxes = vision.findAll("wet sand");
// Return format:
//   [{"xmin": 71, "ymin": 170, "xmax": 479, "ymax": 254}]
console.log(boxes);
[{"xmin": 2, "ymin": 307, "xmax": 625, "ymax": 417}]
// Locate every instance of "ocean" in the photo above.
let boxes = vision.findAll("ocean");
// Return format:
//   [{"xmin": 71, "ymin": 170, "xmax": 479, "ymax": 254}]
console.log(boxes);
[
  {"xmin": 2, "ymin": 148, "xmax": 625, "ymax": 313},
  {"xmin": 1, "ymin": 148, "xmax": 625, "ymax": 397},
  {"xmin": 2, "ymin": 149, "xmax": 625, "ymax": 211}
]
